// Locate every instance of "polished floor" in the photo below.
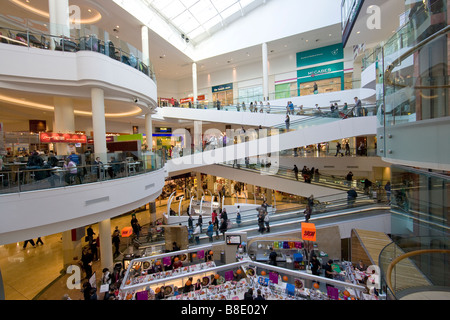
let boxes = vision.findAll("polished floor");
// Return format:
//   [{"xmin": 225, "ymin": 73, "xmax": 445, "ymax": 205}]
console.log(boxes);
[
  {"xmin": 0, "ymin": 193, "xmax": 258, "ymax": 300},
  {"xmin": 0, "ymin": 200, "xmax": 166, "ymax": 300}
]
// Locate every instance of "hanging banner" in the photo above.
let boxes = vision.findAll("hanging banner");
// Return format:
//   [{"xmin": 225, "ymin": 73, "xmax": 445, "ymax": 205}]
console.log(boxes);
[
  {"xmin": 301, "ymin": 223, "xmax": 317, "ymax": 241},
  {"xmin": 39, "ymin": 132, "xmax": 87, "ymax": 144}
]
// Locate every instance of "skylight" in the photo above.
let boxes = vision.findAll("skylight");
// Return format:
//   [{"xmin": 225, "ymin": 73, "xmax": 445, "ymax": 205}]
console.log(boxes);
[{"xmin": 141, "ymin": 0, "xmax": 263, "ymax": 44}]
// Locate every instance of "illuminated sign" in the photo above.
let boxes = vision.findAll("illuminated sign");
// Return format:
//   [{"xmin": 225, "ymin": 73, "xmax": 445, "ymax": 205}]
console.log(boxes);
[{"xmin": 39, "ymin": 132, "xmax": 87, "ymax": 144}]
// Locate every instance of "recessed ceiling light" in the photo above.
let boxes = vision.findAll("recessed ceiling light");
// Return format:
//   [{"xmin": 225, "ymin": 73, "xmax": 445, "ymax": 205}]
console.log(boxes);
[
  {"xmin": 357, "ymin": 31, "xmax": 361, "ymax": 34},
  {"xmin": 88, "ymin": 9, "xmax": 92, "ymax": 12}
]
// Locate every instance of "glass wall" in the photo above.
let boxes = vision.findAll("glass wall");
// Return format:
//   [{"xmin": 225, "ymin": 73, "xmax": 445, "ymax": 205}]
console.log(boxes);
[{"xmin": 390, "ymin": 165, "xmax": 449, "ymax": 240}]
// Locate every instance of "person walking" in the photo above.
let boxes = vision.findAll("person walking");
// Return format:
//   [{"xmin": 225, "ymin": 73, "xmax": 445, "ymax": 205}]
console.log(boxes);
[
  {"xmin": 112, "ymin": 226, "xmax": 121, "ymax": 258},
  {"xmin": 257, "ymin": 211, "xmax": 265, "ymax": 234},
  {"xmin": 193, "ymin": 223, "xmax": 201, "ymax": 245},
  {"xmin": 236, "ymin": 206, "xmax": 242, "ymax": 227},
  {"xmin": 385, "ymin": 181, "xmax": 391, "ymax": 204},
  {"xmin": 264, "ymin": 212, "xmax": 270, "ymax": 233},
  {"xmin": 293, "ymin": 165, "xmax": 299, "ymax": 181},
  {"xmin": 285, "ymin": 114, "xmax": 290, "ymax": 131},
  {"xmin": 304, "ymin": 205, "xmax": 312, "ymax": 222},
  {"xmin": 36, "ymin": 237, "xmax": 44, "ymax": 245},
  {"xmin": 206, "ymin": 221, "xmax": 214, "ymax": 242},
  {"xmin": 219, "ymin": 218, "xmax": 227, "ymax": 240}
]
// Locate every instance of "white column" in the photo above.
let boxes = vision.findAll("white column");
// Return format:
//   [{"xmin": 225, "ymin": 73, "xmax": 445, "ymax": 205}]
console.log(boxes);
[
  {"xmin": 262, "ymin": 43, "xmax": 269, "ymax": 101},
  {"xmin": 145, "ymin": 113, "xmax": 153, "ymax": 151},
  {"xmin": 53, "ymin": 97, "xmax": 75, "ymax": 156},
  {"xmin": 91, "ymin": 88, "xmax": 107, "ymax": 163},
  {"xmin": 99, "ymin": 219, "xmax": 113, "ymax": 271},
  {"xmin": 48, "ymin": 0, "xmax": 70, "ymax": 50},
  {"xmin": 192, "ymin": 62, "xmax": 198, "ymax": 106},
  {"xmin": 141, "ymin": 26, "xmax": 150, "ymax": 66}
]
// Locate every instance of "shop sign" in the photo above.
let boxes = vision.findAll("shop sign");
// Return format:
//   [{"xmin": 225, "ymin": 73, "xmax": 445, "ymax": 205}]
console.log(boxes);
[
  {"xmin": 296, "ymin": 43, "xmax": 343, "ymax": 68},
  {"xmin": 301, "ymin": 223, "xmax": 316, "ymax": 241},
  {"xmin": 39, "ymin": 132, "xmax": 87, "ymax": 144},
  {"xmin": 197, "ymin": 95, "xmax": 206, "ymax": 101},
  {"xmin": 156, "ymin": 127, "xmax": 172, "ymax": 133},
  {"xmin": 212, "ymin": 83, "xmax": 233, "ymax": 93},
  {"xmin": 180, "ymin": 97, "xmax": 193, "ymax": 103},
  {"xmin": 297, "ymin": 62, "xmax": 344, "ymax": 84}
]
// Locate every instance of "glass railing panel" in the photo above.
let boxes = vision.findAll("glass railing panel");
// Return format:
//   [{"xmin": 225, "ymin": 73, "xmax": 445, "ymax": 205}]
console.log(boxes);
[
  {"xmin": 379, "ymin": 236, "xmax": 450, "ymax": 300},
  {"xmin": 0, "ymin": 14, "xmax": 156, "ymax": 82},
  {"xmin": 0, "ymin": 151, "xmax": 165, "ymax": 195}
]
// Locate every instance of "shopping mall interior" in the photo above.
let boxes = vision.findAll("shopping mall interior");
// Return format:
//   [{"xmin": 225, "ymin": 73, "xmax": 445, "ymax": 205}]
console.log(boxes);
[{"xmin": 0, "ymin": 0, "xmax": 449, "ymax": 303}]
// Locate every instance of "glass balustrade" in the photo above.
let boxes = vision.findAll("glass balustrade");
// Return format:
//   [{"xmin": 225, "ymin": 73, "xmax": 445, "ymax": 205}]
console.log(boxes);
[
  {"xmin": 0, "ymin": 14, "xmax": 156, "ymax": 82},
  {"xmin": 379, "ymin": 236, "xmax": 450, "ymax": 300},
  {"xmin": 0, "ymin": 151, "xmax": 164, "ymax": 195}
]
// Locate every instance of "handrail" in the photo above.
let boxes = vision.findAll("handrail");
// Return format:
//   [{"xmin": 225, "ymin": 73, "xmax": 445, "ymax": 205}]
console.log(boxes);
[
  {"xmin": 385, "ymin": 249, "xmax": 450, "ymax": 297},
  {"xmin": 384, "ymin": 25, "xmax": 450, "ymax": 84}
]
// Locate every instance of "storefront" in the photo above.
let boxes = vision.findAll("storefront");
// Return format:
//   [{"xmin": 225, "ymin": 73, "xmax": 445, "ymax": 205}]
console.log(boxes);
[
  {"xmin": 296, "ymin": 43, "xmax": 347, "ymax": 96},
  {"xmin": 212, "ymin": 83, "xmax": 234, "ymax": 106}
]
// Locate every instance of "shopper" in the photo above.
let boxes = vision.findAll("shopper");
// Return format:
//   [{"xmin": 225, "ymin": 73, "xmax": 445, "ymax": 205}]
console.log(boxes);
[
  {"xmin": 354, "ymin": 97, "xmax": 362, "ymax": 117},
  {"xmin": 193, "ymin": 223, "xmax": 201, "ymax": 245},
  {"xmin": 36, "ymin": 237, "xmax": 44, "ymax": 246},
  {"xmin": 269, "ymin": 247, "xmax": 278, "ymax": 266},
  {"xmin": 198, "ymin": 214, "xmax": 203, "ymax": 232},
  {"xmin": 257, "ymin": 212, "xmax": 265, "ymax": 234},
  {"xmin": 206, "ymin": 221, "xmax": 214, "ymax": 242},
  {"xmin": 243, "ymin": 288, "xmax": 254, "ymax": 300},
  {"xmin": 112, "ymin": 226, "xmax": 121, "ymax": 258},
  {"xmin": 285, "ymin": 114, "xmax": 290, "ymax": 131},
  {"xmin": 346, "ymin": 171, "xmax": 353, "ymax": 187},
  {"xmin": 81, "ymin": 247, "xmax": 94, "ymax": 280},
  {"xmin": 304, "ymin": 205, "xmax": 312, "ymax": 223},
  {"xmin": 324, "ymin": 259, "xmax": 337, "ymax": 279},
  {"xmin": 219, "ymin": 218, "xmax": 227, "ymax": 239},
  {"xmin": 293, "ymin": 165, "xmax": 299, "ymax": 181},
  {"xmin": 194, "ymin": 279, "xmax": 202, "ymax": 291},
  {"xmin": 347, "ymin": 188, "xmax": 358, "ymax": 207},
  {"xmin": 264, "ymin": 212, "xmax": 270, "ymax": 233},
  {"xmin": 255, "ymin": 289, "xmax": 265, "ymax": 300},
  {"xmin": 236, "ymin": 207, "xmax": 242, "ymax": 226},
  {"xmin": 310, "ymin": 254, "xmax": 321, "ymax": 276},
  {"xmin": 385, "ymin": 181, "xmax": 391, "ymax": 203}
]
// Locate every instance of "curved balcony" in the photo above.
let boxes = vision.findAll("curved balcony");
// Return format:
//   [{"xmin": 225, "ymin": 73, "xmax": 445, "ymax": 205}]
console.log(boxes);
[
  {"xmin": 379, "ymin": 236, "xmax": 450, "ymax": 300},
  {"xmin": 0, "ymin": 153, "xmax": 166, "ymax": 245},
  {"xmin": 0, "ymin": 14, "xmax": 157, "ymax": 108}
]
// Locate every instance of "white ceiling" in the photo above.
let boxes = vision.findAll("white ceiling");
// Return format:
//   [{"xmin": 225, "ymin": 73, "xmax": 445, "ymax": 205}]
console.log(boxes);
[{"xmin": 0, "ymin": 0, "xmax": 351, "ymax": 125}]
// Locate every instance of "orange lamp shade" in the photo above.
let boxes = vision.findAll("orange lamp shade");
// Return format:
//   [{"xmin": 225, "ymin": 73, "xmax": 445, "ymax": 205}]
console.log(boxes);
[
  {"xmin": 343, "ymin": 290, "xmax": 350, "ymax": 297},
  {"xmin": 301, "ymin": 223, "xmax": 317, "ymax": 241},
  {"xmin": 174, "ymin": 257, "xmax": 179, "ymax": 262},
  {"xmin": 313, "ymin": 282, "xmax": 320, "ymax": 289},
  {"xmin": 192, "ymin": 253, "xmax": 197, "ymax": 258},
  {"xmin": 121, "ymin": 227, "xmax": 133, "ymax": 238},
  {"xmin": 283, "ymin": 276, "xmax": 289, "ymax": 282},
  {"xmin": 214, "ymin": 274, "xmax": 220, "ymax": 280},
  {"xmin": 155, "ymin": 260, "xmax": 161, "ymax": 266},
  {"xmin": 261, "ymin": 271, "xmax": 266, "ymax": 276},
  {"xmin": 236, "ymin": 269, "xmax": 242, "ymax": 274},
  {"xmin": 209, "ymin": 251, "xmax": 214, "ymax": 255}
]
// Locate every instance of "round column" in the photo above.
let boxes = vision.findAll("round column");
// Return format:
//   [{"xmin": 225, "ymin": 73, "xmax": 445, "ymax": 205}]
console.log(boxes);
[
  {"xmin": 192, "ymin": 62, "xmax": 198, "ymax": 107},
  {"xmin": 145, "ymin": 113, "xmax": 153, "ymax": 151},
  {"xmin": 53, "ymin": 97, "xmax": 75, "ymax": 156},
  {"xmin": 91, "ymin": 88, "xmax": 107, "ymax": 163},
  {"xmin": 262, "ymin": 43, "xmax": 269, "ymax": 101},
  {"xmin": 141, "ymin": 26, "xmax": 150, "ymax": 66},
  {"xmin": 48, "ymin": 0, "xmax": 70, "ymax": 50},
  {"xmin": 99, "ymin": 219, "xmax": 113, "ymax": 271}
]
